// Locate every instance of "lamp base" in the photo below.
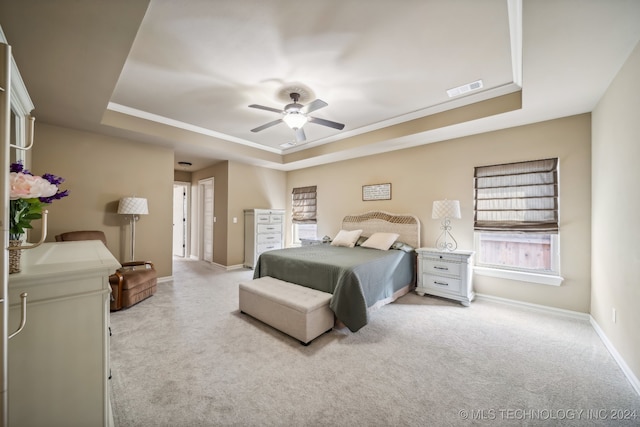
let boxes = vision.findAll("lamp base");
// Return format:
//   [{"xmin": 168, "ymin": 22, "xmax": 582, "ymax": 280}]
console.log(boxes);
[
  {"xmin": 434, "ymin": 218, "xmax": 458, "ymax": 251},
  {"xmin": 129, "ymin": 215, "xmax": 138, "ymax": 262}
]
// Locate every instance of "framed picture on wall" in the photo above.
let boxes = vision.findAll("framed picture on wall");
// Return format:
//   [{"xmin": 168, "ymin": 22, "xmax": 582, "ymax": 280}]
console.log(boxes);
[{"xmin": 362, "ymin": 183, "xmax": 392, "ymax": 201}]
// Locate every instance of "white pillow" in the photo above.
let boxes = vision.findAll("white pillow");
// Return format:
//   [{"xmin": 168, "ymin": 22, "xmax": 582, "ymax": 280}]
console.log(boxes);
[
  {"xmin": 331, "ymin": 229, "xmax": 363, "ymax": 248},
  {"xmin": 360, "ymin": 232, "xmax": 400, "ymax": 251}
]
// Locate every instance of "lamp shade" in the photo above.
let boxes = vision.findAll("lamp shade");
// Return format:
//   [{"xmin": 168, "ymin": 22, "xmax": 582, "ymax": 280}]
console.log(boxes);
[
  {"xmin": 118, "ymin": 197, "xmax": 149, "ymax": 215},
  {"xmin": 432, "ymin": 199, "xmax": 461, "ymax": 219}
]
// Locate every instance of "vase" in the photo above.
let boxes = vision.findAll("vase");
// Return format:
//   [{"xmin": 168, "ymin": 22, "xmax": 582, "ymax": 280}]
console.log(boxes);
[{"xmin": 9, "ymin": 240, "xmax": 23, "ymax": 274}]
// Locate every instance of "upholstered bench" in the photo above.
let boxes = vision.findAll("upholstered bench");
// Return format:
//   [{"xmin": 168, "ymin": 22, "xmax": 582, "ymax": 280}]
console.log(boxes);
[{"xmin": 239, "ymin": 276, "xmax": 334, "ymax": 345}]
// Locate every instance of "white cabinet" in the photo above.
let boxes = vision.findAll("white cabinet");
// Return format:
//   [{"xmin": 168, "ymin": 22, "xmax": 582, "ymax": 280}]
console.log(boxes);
[
  {"xmin": 8, "ymin": 241, "xmax": 120, "ymax": 427},
  {"xmin": 244, "ymin": 209, "xmax": 284, "ymax": 268},
  {"xmin": 415, "ymin": 248, "xmax": 474, "ymax": 306}
]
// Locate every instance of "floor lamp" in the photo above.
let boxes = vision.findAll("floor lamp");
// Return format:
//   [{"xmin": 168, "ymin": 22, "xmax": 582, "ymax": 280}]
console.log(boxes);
[
  {"xmin": 118, "ymin": 197, "xmax": 149, "ymax": 261},
  {"xmin": 432, "ymin": 199, "xmax": 461, "ymax": 251}
]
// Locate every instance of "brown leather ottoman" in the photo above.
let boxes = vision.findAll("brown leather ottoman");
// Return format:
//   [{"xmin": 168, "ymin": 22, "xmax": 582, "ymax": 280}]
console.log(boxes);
[{"xmin": 109, "ymin": 262, "xmax": 157, "ymax": 311}]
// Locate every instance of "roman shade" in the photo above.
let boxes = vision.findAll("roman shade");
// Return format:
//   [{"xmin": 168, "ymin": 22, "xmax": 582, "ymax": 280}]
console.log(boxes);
[
  {"xmin": 292, "ymin": 186, "xmax": 317, "ymax": 224},
  {"xmin": 474, "ymin": 158, "xmax": 558, "ymax": 233}
]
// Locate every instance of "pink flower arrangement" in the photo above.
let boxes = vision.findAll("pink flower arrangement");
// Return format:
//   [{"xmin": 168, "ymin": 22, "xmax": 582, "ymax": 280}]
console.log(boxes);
[
  {"xmin": 9, "ymin": 162, "xmax": 69, "ymax": 239},
  {"xmin": 10, "ymin": 171, "xmax": 59, "ymax": 200}
]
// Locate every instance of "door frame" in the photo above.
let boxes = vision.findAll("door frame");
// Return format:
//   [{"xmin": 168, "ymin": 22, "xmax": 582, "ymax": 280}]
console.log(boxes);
[
  {"xmin": 172, "ymin": 181, "xmax": 190, "ymax": 258},
  {"xmin": 198, "ymin": 178, "xmax": 214, "ymax": 262}
]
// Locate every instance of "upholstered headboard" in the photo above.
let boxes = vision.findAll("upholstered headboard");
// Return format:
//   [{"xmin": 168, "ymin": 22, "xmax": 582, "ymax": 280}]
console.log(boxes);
[{"xmin": 341, "ymin": 211, "xmax": 421, "ymax": 249}]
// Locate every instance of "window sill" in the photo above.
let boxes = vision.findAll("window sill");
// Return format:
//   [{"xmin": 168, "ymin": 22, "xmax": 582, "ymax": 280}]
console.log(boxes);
[{"xmin": 474, "ymin": 266, "xmax": 564, "ymax": 286}]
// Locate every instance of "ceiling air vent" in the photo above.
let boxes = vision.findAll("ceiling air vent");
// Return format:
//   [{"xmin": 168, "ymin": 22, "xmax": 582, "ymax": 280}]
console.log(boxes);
[
  {"xmin": 280, "ymin": 141, "xmax": 297, "ymax": 149},
  {"xmin": 446, "ymin": 79, "xmax": 483, "ymax": 98}
]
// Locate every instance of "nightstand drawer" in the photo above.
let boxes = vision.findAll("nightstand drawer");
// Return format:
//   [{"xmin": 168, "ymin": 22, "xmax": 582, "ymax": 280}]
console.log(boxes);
[
  {"xmin": 300, "ymin": 239, "xmax": 323, "ymax": 246},
  {"xmin": 423, "ymin": 259, "xmax": 462, "ymax": 277},
  {"xmin": 422, "ymin": 274, "xmax": 462, "ymax": 293}
]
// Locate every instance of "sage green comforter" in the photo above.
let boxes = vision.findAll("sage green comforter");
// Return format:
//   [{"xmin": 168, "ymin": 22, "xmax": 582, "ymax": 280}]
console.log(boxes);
[{"xmin": 253, "ymin": 245, "xmax": 415, "ymax": 332}]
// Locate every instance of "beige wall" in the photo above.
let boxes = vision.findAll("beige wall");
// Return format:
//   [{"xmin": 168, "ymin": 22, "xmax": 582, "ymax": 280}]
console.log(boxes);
[
  {"xmin": 592, "ymin": 42, "xmax": 640, "ymax": 381},
  {"xmin": 30, "ymin": 122, "xmax": 175, "ymax": 278},
  {"xmin": 287, "ymin": 114, "xmax": 592, "ymax": 312},
  {"xmin": 190, "ymin": 161, "xmax": 286, "ymax": 267},
  {"xmin": 174, "ymin": 170, "xmax": 192, "ymax": 182},
  {"xmin": 228, "ymin": 162, "xmax": 286, "ymax": 266}
]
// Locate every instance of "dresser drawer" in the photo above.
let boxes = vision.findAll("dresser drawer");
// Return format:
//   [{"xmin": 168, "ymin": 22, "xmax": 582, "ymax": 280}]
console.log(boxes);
[
  {"xmin": 257, "ymin": 242, "xmax": 282, "ymax": 254},
  {"xmin": 422, "ymin": 259, "xmax": 462, "ymax": 277},
  {"xmin": 257, "ymin": 233, "xmax": 281, "ymax": 244},
  {"xmin": 257, "ymin": 223, "xmax": 282, "ymax": 234},
  {"xmin": 256, "ymin": 214, "xmax": 272, "ymax": 223},
  {"xmin": 422, "ymin": 274, "xmax": 462, "ymax": 293},
  {"xmin": 257, "ymin": 213, "xmax": 283, "ymax": 224},
  {"xmin": 269, "ymin": 215, "xmax": 283, "ymax": 224}
]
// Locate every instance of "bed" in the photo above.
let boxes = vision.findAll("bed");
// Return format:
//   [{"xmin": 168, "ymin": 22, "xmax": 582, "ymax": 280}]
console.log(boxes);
[{"xmin": 253, "ymin": 211, "xmax": 420, "ymax": 332}]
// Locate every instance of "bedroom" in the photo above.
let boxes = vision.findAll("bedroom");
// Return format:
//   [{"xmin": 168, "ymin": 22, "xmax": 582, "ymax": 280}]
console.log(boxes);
[{"xmin": 1, "ymin": 0, "xmax": 639, "ymax": 424}]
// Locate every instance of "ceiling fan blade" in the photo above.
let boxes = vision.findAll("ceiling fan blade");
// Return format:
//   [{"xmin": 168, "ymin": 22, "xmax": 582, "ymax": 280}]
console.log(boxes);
[
  {"xmin": 301, "ymin": 99, "xmax": 328, "ymax": 114},
  {"xmin": 249, "ymin": 104, "xmax": 284, "ymax": 114},
  {"xmin": 294, "ymin": 127, "xmax": 306, "ymax": 142},
  {"xmin": 251, "ymin": 119, "xmax": 283, "ymax": 133},
  {"xmin": 308, "ymin": 116, "xmax": 345, "ymax": 130}
]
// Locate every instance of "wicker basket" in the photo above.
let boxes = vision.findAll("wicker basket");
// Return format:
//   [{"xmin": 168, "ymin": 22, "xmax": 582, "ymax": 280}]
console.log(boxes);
[{"xmin": 9, "ymin": 240, "xmax": 22, "ymax": 274}]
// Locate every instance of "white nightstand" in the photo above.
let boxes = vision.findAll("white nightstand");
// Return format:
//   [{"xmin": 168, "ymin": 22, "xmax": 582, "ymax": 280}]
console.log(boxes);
[
  {"xmin": 300, "ymin": 238, "xmax": 327, "ymax": 246},
  {"xmin": 415, "ymin": 248, "xmax": 475, "ymax": 306}
]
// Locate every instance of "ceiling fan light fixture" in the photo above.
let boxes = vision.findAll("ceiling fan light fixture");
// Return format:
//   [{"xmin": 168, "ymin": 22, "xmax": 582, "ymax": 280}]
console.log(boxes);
[{"xmin": 282, "ymin": 112, "xmax": 308, "ymax": 129}]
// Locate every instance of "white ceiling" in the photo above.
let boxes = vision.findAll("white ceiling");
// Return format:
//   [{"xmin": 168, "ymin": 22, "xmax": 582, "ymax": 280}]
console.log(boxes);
[{"xmin": 2, "ymin": 0, "xmax": 640, "ymax": 171}]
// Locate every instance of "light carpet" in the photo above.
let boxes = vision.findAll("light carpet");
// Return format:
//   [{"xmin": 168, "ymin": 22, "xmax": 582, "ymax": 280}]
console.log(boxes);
[{"xmin": 109, "ymin": 258, "xmax": 640, "ymax": 426}]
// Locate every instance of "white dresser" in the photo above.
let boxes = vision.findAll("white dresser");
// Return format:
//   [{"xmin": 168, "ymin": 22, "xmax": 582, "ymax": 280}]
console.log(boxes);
[
  {"xmin": 244, "ymin": 209, "xmax": 285, "ymax": 269},
  {"xmin": 415, "ymin": 248, "xmax": 475, "ymax": 306},
  {"xmin": 7, "ymin": 241, "xmax": 120, "ymax": 427}
]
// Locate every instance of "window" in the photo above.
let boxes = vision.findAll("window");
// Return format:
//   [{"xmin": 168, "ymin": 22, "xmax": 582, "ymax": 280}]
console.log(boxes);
[
  {"xmin": 292, "ymin": 186, "xmax": 317, "ymax": 244},
  {"xmin": 293, "ymin": 223, "xmax": 318, "ymax": 243},
  {"xmin": 473, "ymin": 158, "xmax": 562, "ymax": 285}
]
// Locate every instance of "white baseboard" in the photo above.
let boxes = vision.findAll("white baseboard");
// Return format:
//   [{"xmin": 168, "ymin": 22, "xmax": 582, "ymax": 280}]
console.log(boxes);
[
  {"xmin": 178, "ymin": 256, "xmax": 246, "ymax": 271},
  {"xmin": 590, "ymin": 317, "xmax": 640, "ymax": 397},
  {"xmin": 211, "ymin": 262, "xmax": 245, "ymax": 271},
  {"xmin": 475, "ymin": 293, "xmax": 639, "ymax": 397},
  {"xmin": 474, "ymin": 293, "xmax": 590, "ymax": 321},
  {"xmin": 157, "ymin": 275, "xmax": 173, "ymax": 283}
]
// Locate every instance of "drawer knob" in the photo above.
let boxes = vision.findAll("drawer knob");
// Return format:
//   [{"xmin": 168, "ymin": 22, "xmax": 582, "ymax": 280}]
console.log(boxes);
[
  {"xmin": 434, "ymin": 266, "xmax": 448, "ymax": 271},
  {"xmin": 434, "ymin": 281, "xmax": 449, "ymax": 286}
]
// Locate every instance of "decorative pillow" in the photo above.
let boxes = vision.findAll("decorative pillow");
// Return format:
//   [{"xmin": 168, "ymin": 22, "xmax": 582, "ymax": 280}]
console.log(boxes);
[
  {"xmin": 331, "ymin": 229, "xmax": 363, "ymax": 248},
  {"xmin": 361, "ymin": 232, "xmax": 400, "ymax": 251},
  {"xmin": 391, "ymin": 241, "xmax": 415, "ymax": 253}
]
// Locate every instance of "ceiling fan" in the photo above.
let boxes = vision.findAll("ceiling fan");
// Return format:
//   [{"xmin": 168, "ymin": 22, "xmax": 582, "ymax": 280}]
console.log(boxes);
[{"xmin": 249, "ymin": 92, "xmax": 345, "ymax": 144}]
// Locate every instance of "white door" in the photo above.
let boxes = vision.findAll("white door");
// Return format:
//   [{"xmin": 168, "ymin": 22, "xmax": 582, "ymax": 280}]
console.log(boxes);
[
  {"xmin": 172, "ymin": 184, "xmax": 187, "ymax": 257},
  {"xmin": 200, "ymin": 179, "xmax": 214, "ymax": 263}
]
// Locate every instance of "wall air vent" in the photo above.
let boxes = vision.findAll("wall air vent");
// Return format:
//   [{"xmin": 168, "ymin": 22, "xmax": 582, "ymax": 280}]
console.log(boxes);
[{"xmin": 446, "ymin": 79, "xmax": 484, "ymax": 98}]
